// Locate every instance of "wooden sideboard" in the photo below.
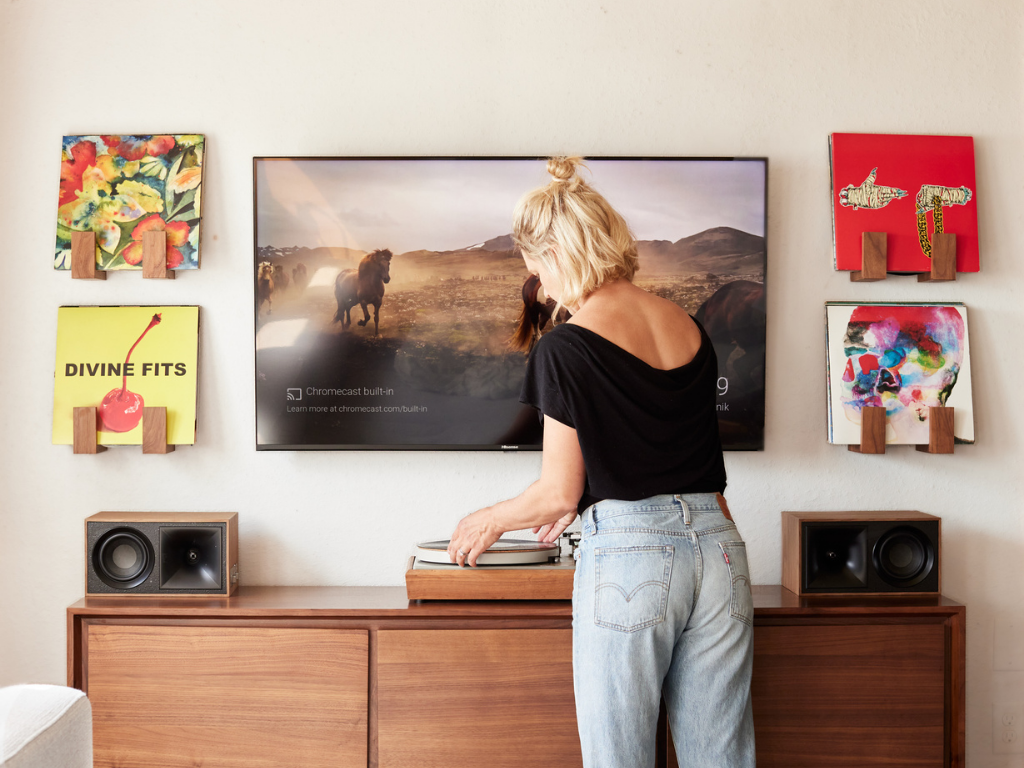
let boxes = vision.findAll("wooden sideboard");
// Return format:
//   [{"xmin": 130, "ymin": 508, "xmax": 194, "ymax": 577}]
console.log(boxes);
[{"xmin": 68, "ymin": 585, "xmax": 964, "ymax": 768}]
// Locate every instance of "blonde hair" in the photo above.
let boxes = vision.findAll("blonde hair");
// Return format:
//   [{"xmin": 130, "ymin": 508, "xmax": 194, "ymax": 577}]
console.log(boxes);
[{"xmin": 512, "ymin": 157, "xmax": 638, "ymax": 312}]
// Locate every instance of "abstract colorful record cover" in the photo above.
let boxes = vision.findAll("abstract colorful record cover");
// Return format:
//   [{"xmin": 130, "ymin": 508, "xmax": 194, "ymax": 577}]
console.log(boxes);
[
  {"xmin": 830, "ymin": 133, "xmax": 978, "ymax": 273},
  {"xmin": 53, "ymin": 306, "xmax": 200, "ymax": 445},
  {"xmin": 825, "ymin": 302, "xmax": 974, "ymax": 445},
  {"xmin": 55, "ymin": 135, "xmax": 205, "ymax": 271}
]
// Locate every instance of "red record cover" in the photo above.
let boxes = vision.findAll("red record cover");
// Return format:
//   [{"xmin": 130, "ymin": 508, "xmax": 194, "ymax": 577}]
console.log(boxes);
[{"xmin": 830, "ymin": 133, "xmax": 978, "ymax": 273}]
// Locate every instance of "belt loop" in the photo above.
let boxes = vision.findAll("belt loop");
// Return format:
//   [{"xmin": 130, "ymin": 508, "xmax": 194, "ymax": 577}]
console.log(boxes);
[{"xmin": 674, "ymin": 494, "xmax": 691, "ymax": 526}]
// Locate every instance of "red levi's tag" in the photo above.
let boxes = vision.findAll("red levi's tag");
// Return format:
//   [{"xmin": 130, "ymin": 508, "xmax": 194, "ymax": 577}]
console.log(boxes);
[{"xmin": 723, "ymin": 551, "xmax": 730, "ymax": 565}]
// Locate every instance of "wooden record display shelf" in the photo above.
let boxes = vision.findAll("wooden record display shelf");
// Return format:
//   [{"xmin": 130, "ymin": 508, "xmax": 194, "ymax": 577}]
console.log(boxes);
[
  {"xmin": 72, "ymin": 406, "xmax": 174, "ymax": 454},
  {"xmin": 848, "ymin": 405, "xmax": 955, "ymax": 455},
  {"xmin": 69, "ymin": 230, "xmax": 176, "ymax": 280},
  {"xmin": 850, "ymin": 231, "xmax": 957, "ymax": 282},
  {"xmin": 69, "ymin": 585, "xmax": 965, "ymax": 768}
]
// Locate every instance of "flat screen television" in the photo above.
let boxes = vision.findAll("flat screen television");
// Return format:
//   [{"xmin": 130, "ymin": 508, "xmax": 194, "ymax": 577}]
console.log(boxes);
[{"xmin": 254, "ymin": 157, "xmax": 767, "ymax": 450}]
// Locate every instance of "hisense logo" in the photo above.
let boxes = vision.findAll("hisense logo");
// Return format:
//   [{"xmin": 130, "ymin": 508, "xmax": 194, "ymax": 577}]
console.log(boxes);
[{"xmin": 286, "ymin": 388, "xmax": 302, "ymax": 401}]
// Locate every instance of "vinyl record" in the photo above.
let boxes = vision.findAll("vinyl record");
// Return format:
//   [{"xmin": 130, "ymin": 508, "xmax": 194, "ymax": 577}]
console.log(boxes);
[{"xmin": 415, "ymin": 539, "xmax": 559, "ymax": 565}]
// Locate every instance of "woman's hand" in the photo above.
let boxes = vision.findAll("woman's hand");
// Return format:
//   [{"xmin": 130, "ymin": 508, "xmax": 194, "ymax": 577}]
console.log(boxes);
[
  {"xmin": 533, "ymin": 510, "xmax": 578, "ymax": 543},
  {"xmin": 447, "ymin": 509, "xmax": 503, "ymax": 567},
  {"xmin": 445, "ymin": 416, "xmax": 584, "ymax": 567}
]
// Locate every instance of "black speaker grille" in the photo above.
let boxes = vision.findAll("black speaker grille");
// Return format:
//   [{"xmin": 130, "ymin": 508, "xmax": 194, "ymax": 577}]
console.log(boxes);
[
  {"xmin": 802, "ymin": 519, "xmax": 939, "ymax": 593},
  {"xmin": 87, "ymin": 521, "xmax": 228, "ymax": 594}
]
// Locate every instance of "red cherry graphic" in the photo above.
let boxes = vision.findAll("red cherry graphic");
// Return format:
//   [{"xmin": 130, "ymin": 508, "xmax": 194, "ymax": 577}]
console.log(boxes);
[{"xmin": 98, "ymin": 313, "xmax": 162, "ymax": 433}]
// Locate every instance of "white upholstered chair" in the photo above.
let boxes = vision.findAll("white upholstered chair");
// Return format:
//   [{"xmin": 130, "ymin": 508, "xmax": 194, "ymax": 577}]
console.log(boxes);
[{"xmin": 0, "ymin": 685, "xmax": 92, "ymax": 768}]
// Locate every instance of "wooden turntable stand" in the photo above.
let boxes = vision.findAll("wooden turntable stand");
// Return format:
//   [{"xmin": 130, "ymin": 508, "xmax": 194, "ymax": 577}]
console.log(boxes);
[{"xmin": 405, "ymin": 555, "xmax": 575, "ymax": 600}]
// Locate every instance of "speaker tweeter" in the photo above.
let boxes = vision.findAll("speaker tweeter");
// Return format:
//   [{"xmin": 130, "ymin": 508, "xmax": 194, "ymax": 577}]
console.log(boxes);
[
  {"xmin": 161, "ymin": 527, "xmax": 223, "ymax": 589},
  {"xmin": 804, "ymin": 525, "xmax": 868, "ymax": 591}
]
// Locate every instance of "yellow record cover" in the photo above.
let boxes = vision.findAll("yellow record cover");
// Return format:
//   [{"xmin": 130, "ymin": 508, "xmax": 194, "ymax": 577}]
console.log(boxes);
[{"xmin": 53, "ymin": 306, "xmax": 200, "ymax": 445}]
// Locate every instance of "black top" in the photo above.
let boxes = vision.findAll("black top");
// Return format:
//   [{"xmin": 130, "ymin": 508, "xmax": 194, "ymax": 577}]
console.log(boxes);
[{"xmin": 519, "ymin": 319, "xmax": 727, "ymax": 512}]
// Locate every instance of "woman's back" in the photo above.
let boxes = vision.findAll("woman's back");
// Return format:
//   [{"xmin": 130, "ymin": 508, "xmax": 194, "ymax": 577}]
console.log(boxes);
[
  {"xmin": 568, "ymin": 279, "xmax": 703, "ymax": 372},
  {"xmin": 521, "ymin": 282, "xmax": 726, "ymax": 511}
]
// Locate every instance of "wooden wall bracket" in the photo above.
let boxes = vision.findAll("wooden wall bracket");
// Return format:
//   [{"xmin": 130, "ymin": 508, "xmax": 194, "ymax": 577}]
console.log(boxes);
[
  {"xmin": 850, "ymin": 232, "xmax": 887, "ymax": 282},
  {"xmin": 70, "ymin": 232, "xmax": 106, "ymax": 280},
  {"xmin": 72, "ymin": 406, "xmax": 174, "ymax": 454},
  {"xmin": 916, "ymin": 406, "xmax": 954, "ymax": 454},
  {"xmin": 918, "ymin": 232, "xmax": 957, "ymax": 283},
  {"xmin": 142, "ymin": 406, "xmax": 174, "ymax": 454},
  {"xmin": 142, "ymin": 230, "xmax": 175, "ymax": 279},
  {"xmin": 848, "ymin": 406, "xmax": 886, "ymax": 454},
  {"xmin": 69, "ymin": 230, "xmax": 180, "ymax": 279},
  {"xmin": 849, "ymin": 231, "xmax": 959, "ymax": 282},
  {"xmin": 72, "ymin": 407, "xmax": 106, "ymax": 453}
]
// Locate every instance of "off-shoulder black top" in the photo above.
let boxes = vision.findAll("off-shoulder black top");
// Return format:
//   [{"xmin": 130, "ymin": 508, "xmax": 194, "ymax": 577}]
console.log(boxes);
[{"xmin": 519, "ymin": 319, "xmax": 727, "ymax": 512}]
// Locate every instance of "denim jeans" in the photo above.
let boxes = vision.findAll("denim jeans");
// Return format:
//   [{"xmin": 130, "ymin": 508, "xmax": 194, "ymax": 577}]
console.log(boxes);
[{"xmin": 573, "ymin": 493, "xmax": 755, "ymax": 768}]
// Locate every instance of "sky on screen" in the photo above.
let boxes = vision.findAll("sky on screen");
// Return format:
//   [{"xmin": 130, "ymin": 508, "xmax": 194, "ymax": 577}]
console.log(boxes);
[{"xmin": 256, "ymin": 158, "xmax": 766, "ymax": 253}]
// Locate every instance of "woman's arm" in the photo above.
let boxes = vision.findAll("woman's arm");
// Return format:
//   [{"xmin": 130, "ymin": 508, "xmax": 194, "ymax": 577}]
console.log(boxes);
[{"xmin": 447, "ymin": 415, "xmax": 586, "ymax": 567}]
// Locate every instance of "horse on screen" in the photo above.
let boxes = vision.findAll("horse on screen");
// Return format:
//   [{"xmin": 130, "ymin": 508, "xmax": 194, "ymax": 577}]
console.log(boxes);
[{"xmin": 334, "ymin": 249, "xmax": 393, "ymax": 336}]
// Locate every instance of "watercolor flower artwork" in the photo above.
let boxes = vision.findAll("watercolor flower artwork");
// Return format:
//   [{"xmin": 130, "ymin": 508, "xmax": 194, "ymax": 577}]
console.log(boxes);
[
  {"xmin": 826, "ymin": 302, "xmax": 974, "ymax": 445},
  {"xmin": 55, "ymin": 135, "xmax": 205, "ymax": 271}
]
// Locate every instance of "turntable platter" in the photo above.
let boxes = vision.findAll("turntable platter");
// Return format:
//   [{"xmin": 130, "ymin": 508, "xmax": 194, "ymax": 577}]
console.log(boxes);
[{"xmin": 415, "ymin": 539, "xmax": 559, "ymax": 566}]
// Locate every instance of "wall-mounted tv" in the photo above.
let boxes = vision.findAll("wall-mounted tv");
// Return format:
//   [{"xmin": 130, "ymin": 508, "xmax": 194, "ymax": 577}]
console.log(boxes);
[{"xmin": 254, "ymin": 157, "xmax": 767, "ymax": 450}]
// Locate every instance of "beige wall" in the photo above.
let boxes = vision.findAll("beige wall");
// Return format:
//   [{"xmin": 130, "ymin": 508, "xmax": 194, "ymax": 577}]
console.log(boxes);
[{"xmin": 1, "ymin": 1, "xmax": 1021, "ymax": 764}]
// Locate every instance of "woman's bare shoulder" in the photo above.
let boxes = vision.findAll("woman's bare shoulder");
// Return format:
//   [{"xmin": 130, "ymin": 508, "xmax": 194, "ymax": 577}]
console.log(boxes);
[
  {"xmin": 569, "ymin": 282, "xmax": 702, "ymax": 370},
  {"xmin": 645, "ymin": 293, "xmax": 703, "ymax": 361}
]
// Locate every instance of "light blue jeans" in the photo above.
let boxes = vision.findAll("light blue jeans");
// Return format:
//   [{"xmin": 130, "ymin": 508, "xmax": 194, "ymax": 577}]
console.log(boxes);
[{"xmin": 573, "ymin": 493, "xmax": 755, "ymax": 768}]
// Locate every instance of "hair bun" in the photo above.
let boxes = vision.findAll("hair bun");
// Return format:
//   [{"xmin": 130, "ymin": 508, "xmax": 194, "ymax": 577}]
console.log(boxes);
[{"xmin": 547, "ymin": 156, "xmax": 584, "ymax": 183}]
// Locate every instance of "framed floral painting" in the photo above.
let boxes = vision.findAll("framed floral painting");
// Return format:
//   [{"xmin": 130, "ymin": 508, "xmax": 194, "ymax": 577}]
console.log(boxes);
[{"xmin": 55, "ymin": 134, "xmax": 205, "ymax": 271}]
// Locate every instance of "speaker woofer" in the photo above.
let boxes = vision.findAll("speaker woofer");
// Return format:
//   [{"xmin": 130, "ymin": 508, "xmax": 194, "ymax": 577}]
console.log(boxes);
[
  {"xmin": 160, "ymin": 527, "xmax": 222, "ymax": 590},
  {"xmin": 94, "ymin": 528, "xmax": 154, "ymax": 589},
  {"xmin": 873, "ymin": 526, "xmax": 934, "ymax": 587}
]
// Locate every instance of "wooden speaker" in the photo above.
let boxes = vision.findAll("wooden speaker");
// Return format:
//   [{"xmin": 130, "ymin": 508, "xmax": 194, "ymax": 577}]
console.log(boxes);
[
  {"xmin": 86, "ymin": 512, "xmax": 238, "ymax": 597},
  {"xmin": 782, "ymin": 511, "xmax": 940, "ymax": 597}
]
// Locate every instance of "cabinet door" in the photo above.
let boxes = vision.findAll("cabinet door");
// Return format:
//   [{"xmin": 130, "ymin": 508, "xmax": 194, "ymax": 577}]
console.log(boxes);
[
  {"xmin": 86, "ymin": 624, "xmax": 368, "ymax": 768},
  {"xmin": 377, "ymin": 629, "xmax": 581, "ymax": 768},
  {"xmin": 751, "ymin": 622, "xmax": 946, "ymax": 768}
]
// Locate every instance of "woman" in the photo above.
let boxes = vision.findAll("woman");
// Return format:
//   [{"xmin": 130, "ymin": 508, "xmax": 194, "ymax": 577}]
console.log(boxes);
[{"xmin": 447, "ymin": 157, "xmax": 755, "ymax": 768}]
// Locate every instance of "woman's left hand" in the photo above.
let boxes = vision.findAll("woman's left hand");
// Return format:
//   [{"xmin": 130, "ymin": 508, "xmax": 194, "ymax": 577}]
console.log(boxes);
[{"xmin": 447, "ymin": 509, "xmax": 503, "ymax": 567}]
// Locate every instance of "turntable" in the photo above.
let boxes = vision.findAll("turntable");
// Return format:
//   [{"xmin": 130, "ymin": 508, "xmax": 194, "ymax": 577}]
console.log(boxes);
[{"xmin": 406, "ymin": 537, "xmax": 577, "ymax": 601}]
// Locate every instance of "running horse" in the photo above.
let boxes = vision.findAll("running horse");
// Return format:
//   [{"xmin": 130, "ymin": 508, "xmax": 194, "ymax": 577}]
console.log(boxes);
[
  {"xmin": 509, "ymin": 273, "xmax": 570, "ymax": 352},
  {"xmin": 292, "ymin": 262, "xmax": 309, "ymax": 292},
  {"xmin": 333, "ymin": 249, "xmax": 393, "ymax": 336},
  {"xmin": 257, "ymin": 262, "xmax": 274, "ymax": 315}
]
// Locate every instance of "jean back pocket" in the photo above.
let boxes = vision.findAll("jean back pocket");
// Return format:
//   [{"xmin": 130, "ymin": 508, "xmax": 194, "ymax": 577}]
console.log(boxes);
[
  {"xmin": 594, "ymin": 546, "xmax": 674, "ymax": 632},
  {"xmin": 720, "ymin": 541, "xmax": 753, "ymax": 626}
]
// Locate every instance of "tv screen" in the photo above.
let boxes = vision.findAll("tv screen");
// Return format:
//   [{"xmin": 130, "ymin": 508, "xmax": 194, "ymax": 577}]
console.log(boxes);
[{"xmin": 254, "ymin": 157, "xmax": 766, "ymax": 450}]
